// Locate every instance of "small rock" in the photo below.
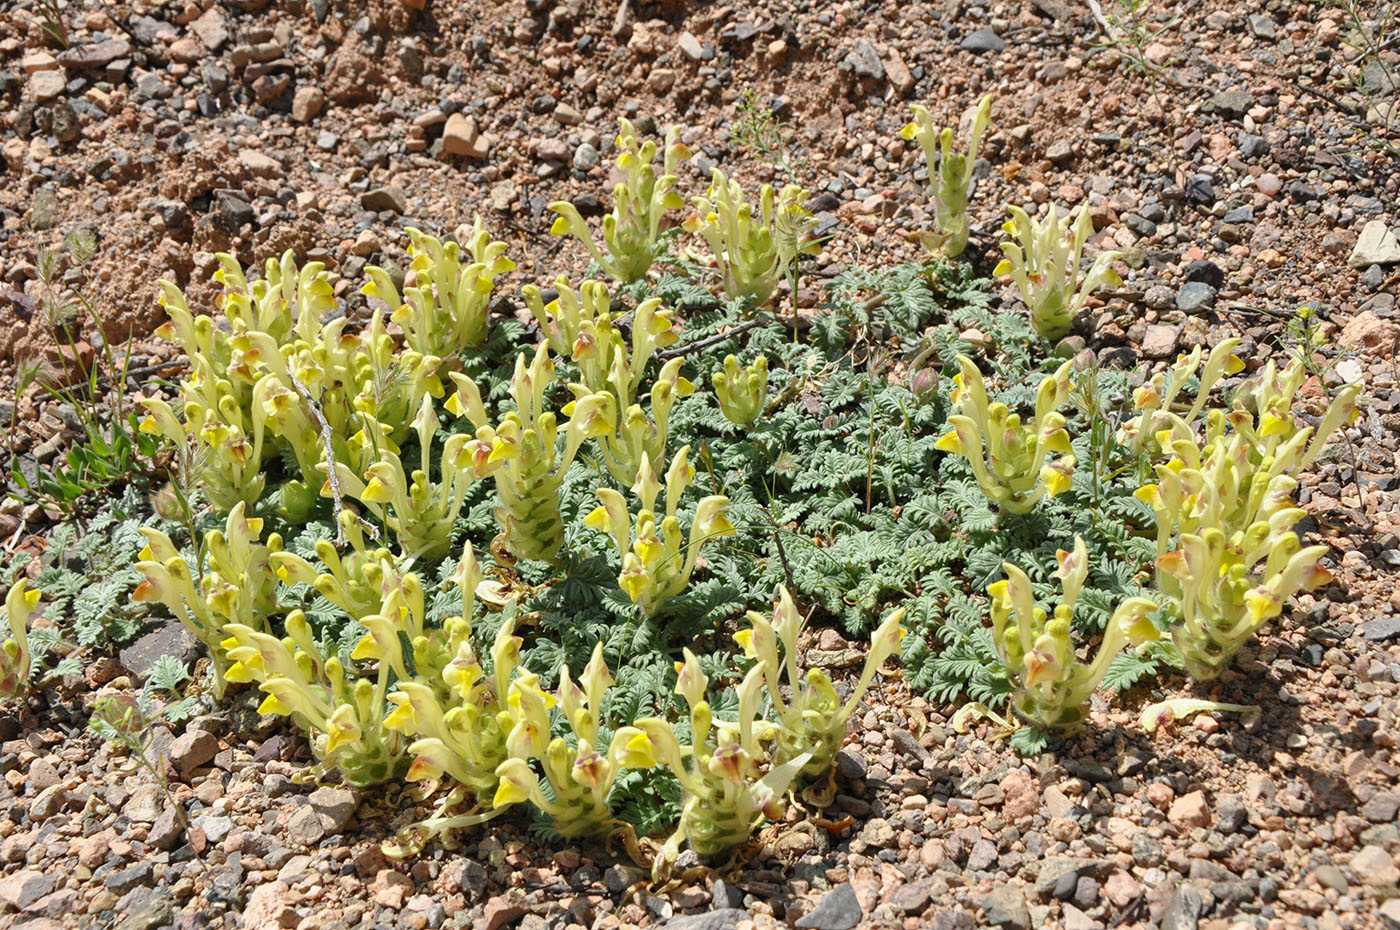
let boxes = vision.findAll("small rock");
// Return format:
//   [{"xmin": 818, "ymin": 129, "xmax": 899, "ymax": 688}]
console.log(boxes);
[
  {"xmin": 536, "ymin": 137, "xmax": 571, "ymax": 162},
  {"xmin": 134, "ymin": 71, "xmax": 172, "ymax": 100},
  {"xmin": 29, "ymin": 70, "xmax": 65, "ymax": 103},
  {"xmin": 795, "ymin": 882, "xmax": 862, "ymax": 930},
  {"xmin": 239, "ymin": 149, "xmax": 284, "ymax": 179},
  {"xmin": 362, "ymin": 186, "xmax": 409, "ymax": 214},
  {"xmin": 309, "ymin": 786, "xmax": 358, "ymax": 833},
  {"xmin": 884, "ymin": 48, "xmax": 915, "ymax": 94},
  {"xmin": 573, "ymin": 142, "xmax": 599, "ymax": 171},
  {"xmin": 1210, "ymin": 89, "xmax": 1255, "ymax": 119},
  {"xmin": 1352, "ymin": 844, "xmax": 1400, "ymax": 885},
  {"xmin": 0, "ymin": 870, "xmax": 52, "ymax": 910},
  {"xmin": 371, "ymin": 870, "xmax": 414, "ymax": 910},
  {"xmin": 1168, "ymin": 790, "xmax": 1212, "ymax": 829},
  {"xmin": 1162, "ymin": 885, "xmax": 1205, "ymax": 930},
  {"xmin": 960, "ymin": 29, "xmax": 1006, "ymax": 53},
  {"xmin": 169, "ymin": 729, "xmax": 219, "ymax": 778},
  {"xmin": 1141, "ymin": 324, "xmax": 1180, "ymax": 358},
  {"xmin": 1248, "ymin": 14, "xmax": 1277, "ymax": 39},
  {"xmin": 124, "ymin": 783, "xmax": 164, "ymax": 823},
  {"xmin": 1381, "ymin": 898, "xmax": 1400, "ymax": 930},
  {"xmin": 1313, "ymin": 864, "xmax": 1348, "ymax": 893},
  {"xmin": 291, "ymin": 85, "xmax": 325, "ymax": 123},
  {"xmin": 242, "ymin": 882, "xmax": 298, "ymax": 930},
  {"xmin": 1361, "ymin": 792, "xmax": 1400, "ymax": 823},
  {"xmin": 442, "ymin": 113, "xmax": 490, "ymax": 159},
  {"xmin": 190, "ymin": 8, "xmax": 230, "ymax": 50},
  {"xmin": 982, "ymin": 886, "xmax": 1031, "ymax": 930},
  {"xmin": 285, "ymin": 805, "xmax": 325, "ymax": 847},
  {"xmin": 1349, "ymin": 220, "xmax": 1400, "ymax": 267},
  {"xmin": 843, "ymin": 38, "xmax": 885, "ymax": 80},
  {"xmin": 1175, "ymin": 282, "xmax": 1216, "ymax": 312},
  {"xmin": 677, "ymin": 31, "xmax": 704, "ymax": 61}
]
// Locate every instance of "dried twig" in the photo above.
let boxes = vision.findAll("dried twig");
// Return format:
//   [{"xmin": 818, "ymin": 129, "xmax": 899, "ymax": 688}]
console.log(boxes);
[
  {"xmin": 287, "ymin": 373, "xmax": 376, "ymax": 547},
  {"xmin": 655, "ymin": 318, "xmax": 765, "ymax": 360}
]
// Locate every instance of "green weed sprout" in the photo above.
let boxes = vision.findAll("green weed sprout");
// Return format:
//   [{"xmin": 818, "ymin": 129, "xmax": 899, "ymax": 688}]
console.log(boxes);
[
  {"xmin": 0, "ymin": 582, "xmax": 40, "ymax": 699},
  {"xmin": 620, "ymin": 651, "xmax": 812, "ymax": 877},
  {"xmin": 735, "ymin": 587, "xmax": 905, "ymax": 775},
  {"xmin": 683, "ymin": 167, "xmax": 820, "ymax": 305},
  {"xmin": 935, "ymin": 355, "xmax": 1076, "ymax": 514},
  {"xmin": 990, "ymin": 537, "xmax": 1159, "ymax": 729},
  {"xmin": 994, "ymin": 204, "xmax": 1121, "ymax": 340},
  {"xmin": 900, "ymin": 94, "xmax": 992, "ymax": 258},
  {"xmin": 711, "ymin": 354, "xmax": 769, "ymax": 428},
  {"xmin": 548, "ymin": 118, "xmax": 690, "ymax": 283},
  {"xmin": 584, "ymin": 445, "xmax": 734, "ymax": 616}
]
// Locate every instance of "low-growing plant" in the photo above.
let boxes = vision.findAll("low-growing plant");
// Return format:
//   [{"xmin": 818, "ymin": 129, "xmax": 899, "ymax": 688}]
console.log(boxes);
[
  {"xmin": 585, "ymin": 445, "xmax": 734, "ymax": 616},
  {"xmin": 134, "ymin": 502, "xmax": 280, "ymax": 699},
  {"xmin": 990, "ymin": 537, "xmax": 1159, "ymax": 731},
  {"xmin": 549, "ymin": 118, "xmax": 690, "ymax": 283},
  {"xmin": 900, "ymin": 94, "xmax": 993, "ymax": 258},
  {"xmin": 735, "ymin": 587, "xmax": 905, "ymax": 775},
  {"xmin": 935, "ymin": 355, "xmax": 1076, "ymax": 514},
  {"xmin": 0, "ymin": 582, "xmax": 39, "ymax": 700},
  {"xmin": 363, "ymin": 221, "xmax": 515, "ymax": 358},
  {"xmin": 995, "ymin": 204, "xmax": 1122, "ymax": 341},
  {"xmin": 623, "ymin": 650, "xmax": 812, "ymax": 877},
  {"xmin": 683, "ymin": 167, "xmax": 820, "ymax": 306},
  {"xmin": 712, "ymin": 354, "xmax": 770, "ymax": 428}
]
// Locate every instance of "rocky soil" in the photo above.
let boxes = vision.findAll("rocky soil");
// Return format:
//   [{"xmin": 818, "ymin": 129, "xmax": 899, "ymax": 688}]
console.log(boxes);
[{"xmin": 1, "ymin": 1, "xmax": 1400, "ymax": 930}]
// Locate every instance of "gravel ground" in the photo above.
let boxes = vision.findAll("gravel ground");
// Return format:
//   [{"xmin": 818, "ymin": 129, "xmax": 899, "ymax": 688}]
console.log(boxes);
[{"xmin": 2, "ymin": 0, "xmax": 1400, "ymax": 929}]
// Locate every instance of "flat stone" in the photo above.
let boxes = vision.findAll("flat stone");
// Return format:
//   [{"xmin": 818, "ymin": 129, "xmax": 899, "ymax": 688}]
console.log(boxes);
[
  {"xmin": 113, "ymin": 895, "xmax": 173, "ymax": 930},
  {"xmin": 1162, "ymin": 885, "xmax": 1205, "ymax": 930},
  {"xmin": 843, "ymin": 38, "xmax": 884, "ymax": 79},
  {"xmin": 59, "ymin": 39, "xmax": 132, "ymax": 71},
  {"xmin": 1248, "ymin": 14, "xmax": 1278, "ymax": 39},
  {"xmin": 169, "ymin": 729, "xmax": 219, "ymax": 777},
  {"xmin": 676, "ymin": 31, "xmax": 704, "ymax": 61},
  {"xmin": 1362, "ymin": 793, "xmax": 1400, "ymax": 823},
  {"xmin": 795, "ymin": 882, "xmax": 862, "ymax": 930},
  {"xmin": 1034, "ymin": 859, "xmax": 1113, "ymax": 897},
  {"xmin": 308, "ymin": 786, "xmax": 357, "ymax": 833},
  {"xmin": 29, "ymin": 70, "xmax": 65, "ymax": 102},
  {"xmin": 1210, "ymin": 89, "xmax": 1255, "ymax": 119},
  {"xmin": 291, "ymin": 85, "xmax": 325, "ymax": 123},
  {"xmin": 1141, "ymin": 324, "xmax": 1180, "ymax": 358},
  {"xmin": 0, "ymin": 870, "xmax": 52, "ymax": 910},
  {"xmin": 1169, "ymin": 790, "xmax": 1212, "ymax": 829},
  {"xmin": 660, "ymin": 910, "xmax": 749, "ymax": 930},
  {"xmin": 982, "ymin": 886, "xmax": 1031, "ymax": 930},
  {"xmin": 361, "ymin": 185, "xmax": 408, "ymax": 214},
  {"xmin": 1352, "ymin": 844, "xmax": 1400, "ymax": 885},
  {"xmin": 239, "ymin": 149, "xmax": 284, "ymax": 179},
  {"xmin": 1349, "ymin": 220, "xmax": 1400, "ymax": 267},
  {"xmin": 884, "ymin": 48, "xmax": 915, "ymax": 94},
  {"xmin": 1175, "ymin": 282, "xmax": 1216, "ymax": 312},
  {"xmin": 960, "ymin": 29, "xmax": 1006, "ymax": 53},
  {"xmin": 1381, "ymin": 898, "xmax": 1400, "ymax": 930},
  {"xmin": 285, "ymin": 805, "xmax": 325, "ymax": 847},
  {"xmin": 190, "ymin": 7, "xmax": 230, "ymax": 50},
  {"xmin": 442, "ymin": 112, "xmax": 490, "ymax": 158},
  {"xmin": 1363, "ymin": 617, "xmax": 1400, "ymax": 642},
  {"xmin": 1313, "ymin": 864, "xmax": 1348, "ymax": 893}
]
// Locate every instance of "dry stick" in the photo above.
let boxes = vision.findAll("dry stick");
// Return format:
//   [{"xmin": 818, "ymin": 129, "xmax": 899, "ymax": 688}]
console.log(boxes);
[
  {"xmin": 655, "ymin": 318, "xmax": 764, "ymax": 360},
  {"xmin": 286, "ymin": 372, "xmax": 376, "ymax": 547}
]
